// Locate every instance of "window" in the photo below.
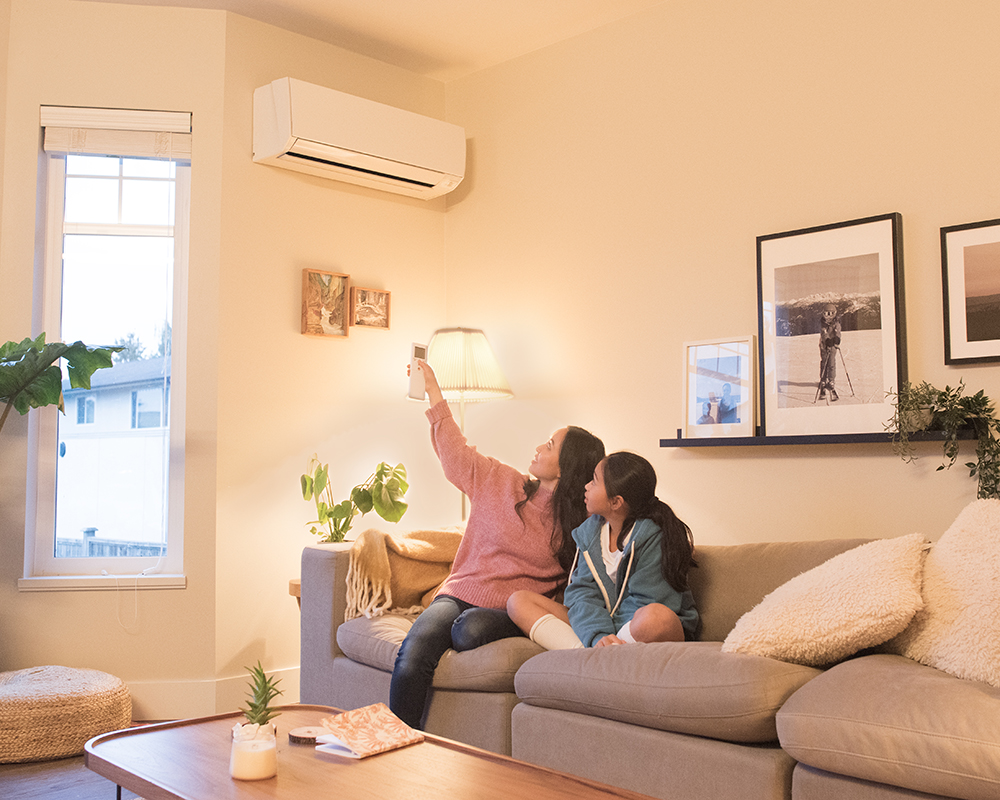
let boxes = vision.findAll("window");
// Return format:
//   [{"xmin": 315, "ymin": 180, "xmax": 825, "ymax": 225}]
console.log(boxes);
[
  {"xmin": 22, "ymin": 107, "xmax": 190, "ymax": 587},
  {"xmin": 132, "ymin": 387, "xmax": 166, "ymax": 429},
  {"xmin": 76, "ymin": 396, "xmax": 95, "ymax": 425}
]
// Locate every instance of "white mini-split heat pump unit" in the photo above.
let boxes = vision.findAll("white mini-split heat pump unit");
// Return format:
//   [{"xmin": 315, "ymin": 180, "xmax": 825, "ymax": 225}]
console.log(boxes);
[{"xmin": 252, "ymin": 77, "xmax": 466, "ymax": 200}]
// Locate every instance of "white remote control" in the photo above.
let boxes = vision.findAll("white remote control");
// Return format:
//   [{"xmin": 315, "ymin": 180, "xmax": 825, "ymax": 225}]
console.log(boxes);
[{"xmin": 408, "ymin": 343, "xmax": 428, "ymax": 399}]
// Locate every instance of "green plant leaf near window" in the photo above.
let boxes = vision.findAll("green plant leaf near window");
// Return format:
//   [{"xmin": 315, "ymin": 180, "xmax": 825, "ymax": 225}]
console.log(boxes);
[
  {"xmin": 887, "ymin": 379, "xmax": 1000, "ymax": 499},
  {"xmin": 0, "ymin": 333, "xmax": 121, "ymax": 439},
  {"xmin": 301, "ymin": 456, "xmax": 409, "ymax": 542}
]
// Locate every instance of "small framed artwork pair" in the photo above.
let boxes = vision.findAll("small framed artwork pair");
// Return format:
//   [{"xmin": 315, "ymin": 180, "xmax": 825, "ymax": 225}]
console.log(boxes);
[{"xmin": 301, "ymin": 269, "xmax": 392, "ymax": 337}]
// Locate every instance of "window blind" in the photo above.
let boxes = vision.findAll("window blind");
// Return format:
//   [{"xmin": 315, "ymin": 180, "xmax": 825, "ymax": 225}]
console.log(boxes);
[{"xmin": 40, "ymin": 106, "xmax": 191, "ymax": 158}]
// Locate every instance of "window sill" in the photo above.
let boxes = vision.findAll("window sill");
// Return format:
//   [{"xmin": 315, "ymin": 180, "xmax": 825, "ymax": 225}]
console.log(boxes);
[{"xmin": 18, "ymin": 574, "xmax": 186, "ymax": 592}]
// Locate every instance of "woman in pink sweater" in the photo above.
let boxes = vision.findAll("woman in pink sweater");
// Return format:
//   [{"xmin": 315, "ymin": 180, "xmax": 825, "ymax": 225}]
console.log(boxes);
[{"xmin": 389, "ymin": 360, "xmax": 605, "ymax": 729}]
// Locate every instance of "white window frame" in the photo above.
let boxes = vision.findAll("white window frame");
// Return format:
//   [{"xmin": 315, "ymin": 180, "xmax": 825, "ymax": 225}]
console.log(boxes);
[{"xmin": 20, "ymin": 107, "xmax": 190, "ymax": 591}]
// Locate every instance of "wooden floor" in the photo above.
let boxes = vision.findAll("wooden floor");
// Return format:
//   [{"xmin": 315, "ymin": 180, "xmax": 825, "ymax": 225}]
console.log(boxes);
[{"xmin": 0, "ymin": 755, "xmax": 142, "ymax": 800}]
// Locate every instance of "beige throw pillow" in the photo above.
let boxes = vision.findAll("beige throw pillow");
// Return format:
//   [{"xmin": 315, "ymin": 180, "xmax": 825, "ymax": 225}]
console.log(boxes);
[
  {"xmin": 722, "ymin": 533, "xmax": 928, "ymax": 666},
  {"xmin": 886, "ymin": 499, "xmax": 1000, "ymax": 687}
]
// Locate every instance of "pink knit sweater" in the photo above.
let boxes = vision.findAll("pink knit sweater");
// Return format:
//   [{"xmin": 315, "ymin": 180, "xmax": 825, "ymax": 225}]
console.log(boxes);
[{"xmin": 428, "ymin": 401, "xmax": 565, "ymax": 609}]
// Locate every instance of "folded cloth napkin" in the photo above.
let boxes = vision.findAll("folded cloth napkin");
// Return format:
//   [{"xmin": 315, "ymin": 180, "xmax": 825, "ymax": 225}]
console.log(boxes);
[{"xmin": 344, "ymin": 526, "xmax": 463, "ymax": 620}]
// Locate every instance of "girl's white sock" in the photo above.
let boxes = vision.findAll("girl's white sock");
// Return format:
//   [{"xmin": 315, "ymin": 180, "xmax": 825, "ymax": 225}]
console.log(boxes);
[
  {"xmin": 616, "ymin": 619, "xmax": 637, "ymax": 643},
  {"xmin": 528, "ymin": 613, "xmax": 584, "ymax": 650}
]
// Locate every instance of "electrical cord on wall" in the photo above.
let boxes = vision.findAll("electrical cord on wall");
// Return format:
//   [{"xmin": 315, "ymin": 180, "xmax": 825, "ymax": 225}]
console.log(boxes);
[{"xmin": 102, "ymin": 569, "xmax": 140, "ymax": 631}]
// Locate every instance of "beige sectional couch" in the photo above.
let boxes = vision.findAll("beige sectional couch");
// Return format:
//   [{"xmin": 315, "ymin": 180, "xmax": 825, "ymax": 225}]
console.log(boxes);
[{"xmin": 299, "ymin": 530, "xmax": 1000, "ymax": 800}]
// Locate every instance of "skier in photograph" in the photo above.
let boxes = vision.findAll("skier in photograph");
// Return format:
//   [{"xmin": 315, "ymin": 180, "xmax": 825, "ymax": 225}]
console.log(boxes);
[{"xmin": 818, "ymin": 303, "xmax": 841, "ymax": 401}]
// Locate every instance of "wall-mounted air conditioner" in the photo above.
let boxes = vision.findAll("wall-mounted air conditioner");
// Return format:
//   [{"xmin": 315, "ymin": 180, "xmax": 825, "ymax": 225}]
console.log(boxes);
[{"xmin": 252, "ymin": 77, "xmax": 466, "ymax": 200}]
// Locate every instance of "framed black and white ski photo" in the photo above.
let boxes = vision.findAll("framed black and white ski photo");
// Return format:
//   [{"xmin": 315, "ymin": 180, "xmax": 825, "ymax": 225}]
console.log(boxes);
[{"xmin": 756, "ymin": 213, "xmax": 904, "ymax": 437}]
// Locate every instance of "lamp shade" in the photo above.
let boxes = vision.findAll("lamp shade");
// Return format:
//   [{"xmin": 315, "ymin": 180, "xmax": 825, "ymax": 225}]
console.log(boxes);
[{"xmin": 427, "ymin": 328, "xmax": 513, "ymax": 402}]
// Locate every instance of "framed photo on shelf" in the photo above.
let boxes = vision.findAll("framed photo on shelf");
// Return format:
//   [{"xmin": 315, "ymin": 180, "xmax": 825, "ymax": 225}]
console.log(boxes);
[
  {"xmin": 683, "ymin": 337, "xmax": 755, "ymax": 438},
  {"xmin": 301, "ymin": 268, "xmax": 349, "ymax": 338},
  {"xmin": 941, "ymin": 218, "xmax": 1000, "ymax": 365},
  {"xmin": 756, "ymin": 213, "xmax": 904, "ymax": 437},
  {"xmin": 349, "ymin": 287, "xmax": 391, "ymax": 330}
]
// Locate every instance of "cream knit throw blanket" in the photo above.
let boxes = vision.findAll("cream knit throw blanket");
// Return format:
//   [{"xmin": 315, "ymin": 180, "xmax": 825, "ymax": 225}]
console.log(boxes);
[{"xmin": 344, "ymin": 527, "xmax": 464, "ymax": 620}]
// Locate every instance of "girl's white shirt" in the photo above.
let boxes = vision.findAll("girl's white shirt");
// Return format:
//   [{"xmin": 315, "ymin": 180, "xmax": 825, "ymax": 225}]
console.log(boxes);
[{"xmin": 600, "ymin": 521, "xmax": 632, "ymax": 584}]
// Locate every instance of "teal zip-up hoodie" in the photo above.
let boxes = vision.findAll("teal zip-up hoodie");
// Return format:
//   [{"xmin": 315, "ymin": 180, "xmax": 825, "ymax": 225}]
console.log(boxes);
[{"xmin": 564, "ymin": 514, "xmax": 699, "ymax": 647}]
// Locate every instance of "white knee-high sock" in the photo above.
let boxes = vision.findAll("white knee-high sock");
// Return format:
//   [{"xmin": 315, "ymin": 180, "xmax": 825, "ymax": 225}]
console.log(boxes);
[{"xmin": 528, "ymin": 614, "xmax": 584, "ymax": 650}]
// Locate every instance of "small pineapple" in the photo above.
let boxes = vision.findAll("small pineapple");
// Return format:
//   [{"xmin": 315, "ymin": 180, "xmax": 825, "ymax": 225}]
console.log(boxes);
[{"xmin": 241, "ymin": 661, "xmax": 283, "ymax": 727}]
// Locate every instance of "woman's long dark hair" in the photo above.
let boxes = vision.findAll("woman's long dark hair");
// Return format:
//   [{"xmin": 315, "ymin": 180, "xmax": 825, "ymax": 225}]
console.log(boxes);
[
  {"xmin": 517, "ymin": 426, "xmax": 605, "ymax": 571},
  {"xmin": 601, "ymin": 451, "xmax": 696, "ymax": 592}
]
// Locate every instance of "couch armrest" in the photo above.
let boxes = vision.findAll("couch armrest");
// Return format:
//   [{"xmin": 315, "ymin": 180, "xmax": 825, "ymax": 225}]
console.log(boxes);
[{"xmin": 299, "ymin": 542, "xmax": 353, "ymax": 705}]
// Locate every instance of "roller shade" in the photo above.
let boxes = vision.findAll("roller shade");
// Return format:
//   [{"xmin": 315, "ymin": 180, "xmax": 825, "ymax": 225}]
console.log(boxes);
[{"xmin": 40, "ymin": 106, "xmax": 191, "ymax": 158}]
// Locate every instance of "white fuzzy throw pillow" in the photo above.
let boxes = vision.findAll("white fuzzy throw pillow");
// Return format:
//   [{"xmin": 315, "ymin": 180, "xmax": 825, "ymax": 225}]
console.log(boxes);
[
  {"xmin": 886, "ymin": 499, "xmax": 1000, "ymax": 687},
  {"xmin": 722, "ymin": 533, "xmax": 928, "ymax": 666}
]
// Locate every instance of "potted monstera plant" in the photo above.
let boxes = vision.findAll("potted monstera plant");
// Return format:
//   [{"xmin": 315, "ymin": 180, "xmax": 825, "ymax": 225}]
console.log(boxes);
[
  {"xmin": 887, "ymin": 379, "xmax": 1000, "ymax": 499},
  {"xmin": 300, "ymin": 457, "xmax": 409, "ymax": 542}
]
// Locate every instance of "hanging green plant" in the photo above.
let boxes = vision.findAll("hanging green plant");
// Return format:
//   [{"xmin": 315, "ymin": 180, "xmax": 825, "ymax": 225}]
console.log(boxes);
[{"xmin": 887, "ymin": 379, "xmax": 1000, "ymax": 499}]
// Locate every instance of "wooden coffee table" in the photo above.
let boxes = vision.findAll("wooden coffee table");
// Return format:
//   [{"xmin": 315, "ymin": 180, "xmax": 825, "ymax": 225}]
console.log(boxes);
[{"xmin": 85, "ymin": 704, "xmax": 653, "ymax": 800}]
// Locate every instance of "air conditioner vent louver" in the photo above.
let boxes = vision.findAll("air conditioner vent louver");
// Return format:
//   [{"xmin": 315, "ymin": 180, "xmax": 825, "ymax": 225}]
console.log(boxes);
[
  {"xmin": 282, "ymin": 152, "xmax": 435, "ymax": 189},
  {"xmin": 253, "ymin": 78, "xmax": 465, "ymax": 200}
]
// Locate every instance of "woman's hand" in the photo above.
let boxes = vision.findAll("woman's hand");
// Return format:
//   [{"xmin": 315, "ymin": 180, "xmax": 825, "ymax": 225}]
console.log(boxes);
[{"xmin": 415, "ymin": 359, "xmax": 444, "ymax": 406}]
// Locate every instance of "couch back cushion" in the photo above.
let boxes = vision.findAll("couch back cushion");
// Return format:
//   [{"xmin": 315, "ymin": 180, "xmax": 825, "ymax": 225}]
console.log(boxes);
[{"xmin": 690, "ymin": 538, "xmax": 871, "ymax": 642}]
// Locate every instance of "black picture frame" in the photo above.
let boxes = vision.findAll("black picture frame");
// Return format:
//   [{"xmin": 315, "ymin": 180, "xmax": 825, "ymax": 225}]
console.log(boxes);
[
  {"xmin": 941, "ymin": 218, "xmax": 1000, "ymax": 365},
  {"xmin": 756, "ymin": 213, "xmax": 905, "ymax": 437}
]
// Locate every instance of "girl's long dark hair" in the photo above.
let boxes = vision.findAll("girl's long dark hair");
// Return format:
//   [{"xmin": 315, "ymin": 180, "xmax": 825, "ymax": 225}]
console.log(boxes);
[
  {"xmin": 517, "ymin": 426, "xmax": 605, "ymax": 571},
  {"xmin": 602, "ymin": 451, "xmax": 696, "ymax": 592}
]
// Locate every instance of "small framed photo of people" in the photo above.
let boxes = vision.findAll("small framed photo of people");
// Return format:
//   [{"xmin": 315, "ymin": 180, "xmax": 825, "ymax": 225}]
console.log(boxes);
[
  {"xmin": 941, "ymin": 218, "xmax": 1000, "ymax": 365},
  {"xmin": 349, "ymin": 287, "xmax": 391, "ymax": 330},
  {"xmin": 683, "ymin": 337, "xmax": 756, "ymax": 439},
  {"xmin": 302, "ymin": 268, "xmax": 350, "ymax": 338},
  {"xmin": 756, "ymin": 213, "xmax": 904, "ymax": 437}
]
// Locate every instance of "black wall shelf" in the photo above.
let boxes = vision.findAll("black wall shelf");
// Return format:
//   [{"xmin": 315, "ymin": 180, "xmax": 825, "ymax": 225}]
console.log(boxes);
[{"xmin": 660, "ymin": 429, "xmax": 975, "ymax": 448}]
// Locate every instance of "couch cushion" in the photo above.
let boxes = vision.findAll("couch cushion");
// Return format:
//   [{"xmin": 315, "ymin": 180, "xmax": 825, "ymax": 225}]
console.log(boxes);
[
  {"xmin": 336, "ymin": 613, "xmax": 543, "ymax": 692},
  {"xmin": 689, "ymin": 538, "xmax": 872, "ymax": 642},
  {"xmin": 777, "ymin": 654, "xmax": 1000, "ymax": 800},
  {"xmin": 887, "ymin": 499, "xmax": 1000, "ymax": 688},
  {"xmin": 721, "ymin": 534, "xmax": 927, "ymax": 666},
  {"xmin": 337, "ymin": 613, "xmax": 415, "ymax": 670},
  {"xmin": 514, "ymin": 641, "xmax": 821, "ymax": 743}
]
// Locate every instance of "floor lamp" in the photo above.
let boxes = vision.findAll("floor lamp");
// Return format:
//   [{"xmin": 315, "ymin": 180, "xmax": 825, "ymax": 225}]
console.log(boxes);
[{"xmin": 427, "ymin": 327, "xmax": 513, "ymax": 519}]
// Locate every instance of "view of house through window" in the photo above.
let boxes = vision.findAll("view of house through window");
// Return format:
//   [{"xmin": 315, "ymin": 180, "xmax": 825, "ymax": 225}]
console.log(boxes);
[{"xmin": 54, "ymin": 154, "xmax": 179, "ymax": 561}]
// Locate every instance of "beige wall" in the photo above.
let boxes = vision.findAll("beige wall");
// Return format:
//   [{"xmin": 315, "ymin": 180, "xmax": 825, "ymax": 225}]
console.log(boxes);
[
  {"xmin": 442, "ymin": 0, "xmax": 1000, "ymax": 545},
  {"xmin": 0, "ymin": 0, "xmax": 453, "ymax": 718},
  {"xmin": 0, "ymin": 0, "xmax": 997, "ymax": 719},
  {"xmin": 212, "ymin": 13, "xmax": 455, "ymax": 711}
]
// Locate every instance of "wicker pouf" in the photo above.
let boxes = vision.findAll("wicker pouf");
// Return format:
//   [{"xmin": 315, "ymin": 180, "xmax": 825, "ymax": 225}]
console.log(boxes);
[{"xmin": 0, "ymin": 665, "xmax": 132, "ymax": 763}]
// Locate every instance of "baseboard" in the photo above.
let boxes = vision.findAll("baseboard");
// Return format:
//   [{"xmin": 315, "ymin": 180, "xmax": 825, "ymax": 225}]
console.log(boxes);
[{"xmin": 127, "ymin": 666, "xmax": 301, "ymax": 721}]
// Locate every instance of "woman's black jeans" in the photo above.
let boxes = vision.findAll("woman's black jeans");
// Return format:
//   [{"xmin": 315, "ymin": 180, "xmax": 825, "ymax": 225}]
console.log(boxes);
[{"xmin": 388, "ymin": 594, "xmax": 523, "ymax": 728}]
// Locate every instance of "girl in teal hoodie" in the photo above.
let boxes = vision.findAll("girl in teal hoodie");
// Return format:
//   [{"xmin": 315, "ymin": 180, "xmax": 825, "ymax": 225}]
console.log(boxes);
[{"xmin": 508, "ymin": 451, "xmax": 698, "ymax": 649}]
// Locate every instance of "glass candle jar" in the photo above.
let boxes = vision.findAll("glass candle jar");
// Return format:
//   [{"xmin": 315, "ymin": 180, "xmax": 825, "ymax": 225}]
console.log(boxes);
[{"xmin": 230, "ymin": 723, "xmax": 277, "ymax": 780}]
